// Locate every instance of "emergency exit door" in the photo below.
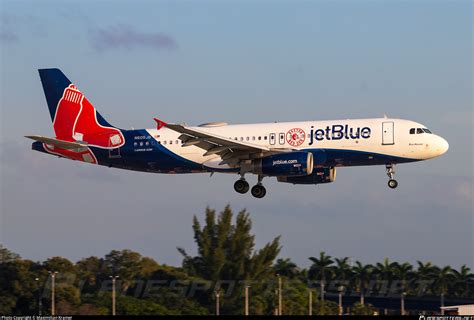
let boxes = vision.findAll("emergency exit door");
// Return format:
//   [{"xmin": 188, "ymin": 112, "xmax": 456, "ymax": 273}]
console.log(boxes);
[
  {"xmin": 269, "ymin": 133, "xmax": 276, "ymax": 145},
  {"xmin": 382, "ymin": 122, "xmax": 394, "ymax": 145},
  {"xmin": 279, "ymin": 133, "xmax": 285, "ymax": 145}
]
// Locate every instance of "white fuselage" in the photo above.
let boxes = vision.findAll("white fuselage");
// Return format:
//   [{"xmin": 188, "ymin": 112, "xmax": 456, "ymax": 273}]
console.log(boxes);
[{"xmin": 144, "ymin": 118, "xmax": 449, "ymax": 170}]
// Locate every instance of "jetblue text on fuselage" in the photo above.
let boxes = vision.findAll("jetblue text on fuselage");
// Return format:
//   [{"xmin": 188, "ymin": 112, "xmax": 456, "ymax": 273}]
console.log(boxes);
[{"xmin": 308, "ymin": 124, "xmax": 371, "ymax": 145}]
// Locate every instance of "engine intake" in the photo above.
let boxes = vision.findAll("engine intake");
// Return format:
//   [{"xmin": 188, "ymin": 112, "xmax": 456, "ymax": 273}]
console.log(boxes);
[
  {"xmin": 250, "ymin": 152, "xmax": 314, "ymax": 177},
  {"xmin": 277, "ymin": 167, "xmax": 336, "ymax": 184}
]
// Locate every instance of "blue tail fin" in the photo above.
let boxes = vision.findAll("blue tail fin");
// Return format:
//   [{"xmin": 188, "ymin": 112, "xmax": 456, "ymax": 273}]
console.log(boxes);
[
  {"xmin": 39, "ymin": 68, "xmax": 72, "ymax": 121},
  {"xmin": 37, "ymin": 68, "xmax": 124, "ymax": 148},
  {"xmin": 38, "ymin": 68, "xmax": 114, "ymax": 127}
]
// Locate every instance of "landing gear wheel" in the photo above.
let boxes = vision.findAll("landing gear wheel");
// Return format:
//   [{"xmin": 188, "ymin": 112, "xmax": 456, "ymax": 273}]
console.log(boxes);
[
  {"xmin": 234, "ymin": 179, "xmax": 250, "ymax": 194},
  {"xmin": 385, "ymin": 164, "xmax": 398, "ymax": 189},
  {"xmin": 388, "ymin": 179, "xmax": 398, "ymax": 189},
  {"xmin": 251, "ymin": 184, "xmax": 266, "ymax": 198}
]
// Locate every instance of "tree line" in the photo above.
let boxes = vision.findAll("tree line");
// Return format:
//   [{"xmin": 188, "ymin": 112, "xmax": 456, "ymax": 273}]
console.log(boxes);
[{"xmin": 0, "ymin": 205, "xmax": 472, "ymax": 315}]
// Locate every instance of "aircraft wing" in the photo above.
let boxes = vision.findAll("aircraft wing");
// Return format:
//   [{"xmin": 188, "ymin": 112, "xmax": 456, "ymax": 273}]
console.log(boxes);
[
  {"xmin": 161, "ymin": 121, "xmax": 290, "ymax": 166},
  {"xmin": 166, "ymin": 123, "xmax": 270, "ymax": 152},
  {"xmin": 25, "ymin": 135, "xmax": 89, "ymax": 152}
]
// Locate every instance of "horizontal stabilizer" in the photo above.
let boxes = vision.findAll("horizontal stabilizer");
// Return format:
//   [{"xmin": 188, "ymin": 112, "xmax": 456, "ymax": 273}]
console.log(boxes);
[{"xmin": 25, "ymin": 135, "xmax": 88, "ymax": 152}]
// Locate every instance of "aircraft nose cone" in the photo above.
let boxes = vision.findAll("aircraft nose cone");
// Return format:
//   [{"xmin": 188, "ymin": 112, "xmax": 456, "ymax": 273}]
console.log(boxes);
[{"xmin": 437, "ymin": 137, "xmax": 449, "ymax": 156}]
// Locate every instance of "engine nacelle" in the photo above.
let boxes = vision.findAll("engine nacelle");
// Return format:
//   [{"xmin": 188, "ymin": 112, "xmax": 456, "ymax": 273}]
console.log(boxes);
[
  {"xmin": 250, "ymin": 152, "xmax": 314, "ymax": 177},
  {"xmin": 277, "ymin": 167, "xmax": 336, "ymax": 185}
]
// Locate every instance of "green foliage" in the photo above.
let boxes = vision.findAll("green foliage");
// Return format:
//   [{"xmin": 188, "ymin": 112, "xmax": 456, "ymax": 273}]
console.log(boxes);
[
  {"xmin": 313, "ymin": 300, "xmax": 339, "ymax": 315},
  {"xmin": 0, "ymin": 244, "xmax": 20, "ymax": 263},
  {"xmin": 116, "ymin": 295, "xmax": 170, "ymax": 315},
  {"xmin": 43, "ymin": 257, "xmax": 76, "ymax": 274},
  {"xmin": 0, "ymin": 207, "xmax": 472, "ymax": 315},
  {"xmin": 102, "ymin": 249, "xmax": 160, "ymax": 294},
  {"xmin": 104, "ymin": 249, "xmax": 143, "ymax": 280},
  {"xmin": 452, "ymin": 265, "xmax": 473, "ymax": 297},
  {"xmin": 76, "ymin": 256, "xmax": 103, "ymax": 293},
  {"xmin": 432, "ymin": 266, "xmax": 454, "ymax": 296},
  {"xmin": 144, "ymin": 265, "xmax": 210, "ymax": 315},
  {"xmin": 274, "ymin": 258, "xmax": 301, "ymax": 280},
  {"xmin": 178, "ymin": 205, "xmax": 281, "ymax": 314},
  {"xmin": 308, "ymin": 252, "xmax": 335, "ymax": 282},
  {"xmin": 334, "ymin": 257, "xmax": 352, "ymax": 283},
  {"xmin": 76, "ymin": 303, "xmax": 108, "ymax": 315},
  {"xmin": 56, "ymin": 286, "xmax": 81, "ymax": 307},
  {"xmin": 280, "ymin": 279, "xmax": 310, "ymax": 315},
  {"xmin": 0, "ymin": 295, "xmax": 17, "ymax": 314},
  {"xmin": 351, "ymin": 302, "xmax": 376, "ymax": 315}
]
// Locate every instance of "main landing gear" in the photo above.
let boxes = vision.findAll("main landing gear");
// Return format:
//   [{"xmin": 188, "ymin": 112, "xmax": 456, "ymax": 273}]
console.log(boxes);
[
  {"xmin": 234, "ymin": 178, "xmax": 250, "ymax": 194},
  {"xmin": 386, "ymin": 164, "xmax": 398, "ymax": 189},
  {"xmin": 234, "ymin": 174, "xmax": 266, "ymax": 198},
  {"xmin": 251, "ymin": 175, "xmax": 266, "ymax": 199}
]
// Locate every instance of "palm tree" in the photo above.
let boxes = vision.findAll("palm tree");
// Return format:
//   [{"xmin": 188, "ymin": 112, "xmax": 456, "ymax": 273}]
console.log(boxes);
[
  {"xmin": 393, "ymin": 262, "xmax": 413, "ymax": 315},
  {"xmin": 415, "ymin": 261, "xmax": 437, "ymax": 296},
  {"xmin": 433, "ymin": 266, "xmax": 453, "ymax": 315},
  {"xmin": 274, "ymin": 258, "xmax": 300, "ymax": 279},
  {"xmin": 308, "ymin": 252, "xmax": 334, "ymax": 301},
  {"xmin": 374, "ymin": 258, "xmax": 397, "ymax": 295},
  {"xmin": 334, "ymin": 257, "xmax": 352, "ymax": 285},
  {"xmin": 452, "ymin": 265, "xmax": 473, "ymax": 298},
  {"xmin": 352, "ymin": 261, "xmax": 373, "ymax": 305}
]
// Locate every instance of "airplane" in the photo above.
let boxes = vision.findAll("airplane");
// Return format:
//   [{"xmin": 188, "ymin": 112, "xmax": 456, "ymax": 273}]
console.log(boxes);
[{"xmin": 26, "ymin": 68, "xmax": 449, "ymax": 198}]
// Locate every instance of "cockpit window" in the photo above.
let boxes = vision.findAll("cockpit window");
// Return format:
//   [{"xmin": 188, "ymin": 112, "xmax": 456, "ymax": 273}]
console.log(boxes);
[{"xmin": 411, "ymin": 127, "xmax": 432, "ymax": 134}]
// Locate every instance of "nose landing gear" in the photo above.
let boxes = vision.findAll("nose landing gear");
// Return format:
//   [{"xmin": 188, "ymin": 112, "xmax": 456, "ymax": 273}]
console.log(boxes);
[
  {"xmin": 388, "ymin": 179, "xmax": 398, "ymax": 189},
  {"xmin": 386, "ymin": 164, "xmax": 398, "ymax": 189}
]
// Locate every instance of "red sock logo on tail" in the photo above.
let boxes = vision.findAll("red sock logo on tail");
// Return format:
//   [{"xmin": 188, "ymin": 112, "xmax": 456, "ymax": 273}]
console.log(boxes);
[
  {"xmin": 54, "ymin": 84, "xmax": 124, "ymax": 147},
  {"xmin": 44, "ymin": 84, "xmax": 125, "ymax": 164}
]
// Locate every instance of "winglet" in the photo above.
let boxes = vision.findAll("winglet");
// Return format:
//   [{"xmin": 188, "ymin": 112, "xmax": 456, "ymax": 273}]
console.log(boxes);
[{"xmin": 153, "ymin": 118, "xmax": 168, "ymax": 130}]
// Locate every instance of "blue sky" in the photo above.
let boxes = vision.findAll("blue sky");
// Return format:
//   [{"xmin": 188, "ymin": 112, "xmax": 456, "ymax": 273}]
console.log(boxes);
[{"xmin": 0, "ymin": 0, "xmax": 472, "ymax": 269}]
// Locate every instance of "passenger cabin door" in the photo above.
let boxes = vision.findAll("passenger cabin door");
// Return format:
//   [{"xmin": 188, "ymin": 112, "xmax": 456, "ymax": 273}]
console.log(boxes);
[{"xmin": 382, "ymin": 121, "xmax": 395, "ymax": 145}]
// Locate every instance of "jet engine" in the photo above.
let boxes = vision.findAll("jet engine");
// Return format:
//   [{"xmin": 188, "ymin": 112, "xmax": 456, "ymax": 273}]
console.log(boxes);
[{"xmin": 244, "ymin": 152, "xmax": 314, "ymax": 177}]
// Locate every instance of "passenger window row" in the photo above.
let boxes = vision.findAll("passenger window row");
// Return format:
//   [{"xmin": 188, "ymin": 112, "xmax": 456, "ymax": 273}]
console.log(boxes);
[
  {"xmin": 160, "ymin": 140, "xmax": 179, "ymax": 145},
  {"xmin": 144, "ymin": 140, "xmax": 180, "ymax": 145},
  {"xmin": 154, "ymin": 136, "xmax": 271, "ymax": 146},
  {"xmin": 233, "ymin": 136, "xmax": 268, "ymax": 141}
]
